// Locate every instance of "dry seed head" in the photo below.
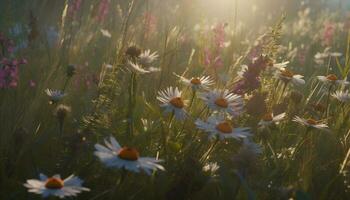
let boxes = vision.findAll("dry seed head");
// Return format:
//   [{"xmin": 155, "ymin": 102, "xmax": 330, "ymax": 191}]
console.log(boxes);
[{"xmin": 55, "ymin": 104, "xmax": 71, "ymax": 121}]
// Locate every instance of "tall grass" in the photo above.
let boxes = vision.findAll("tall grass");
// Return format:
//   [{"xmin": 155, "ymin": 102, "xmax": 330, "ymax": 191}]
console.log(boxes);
[{"xmin": 0, "ymin": 0, "xmax": 350, "ymax": 199}]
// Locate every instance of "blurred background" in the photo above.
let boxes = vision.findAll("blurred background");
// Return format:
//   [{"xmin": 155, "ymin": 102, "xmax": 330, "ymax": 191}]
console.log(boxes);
[{"xmin": 0, "ymin": 0, "xmax": 350, "ymax": 199}]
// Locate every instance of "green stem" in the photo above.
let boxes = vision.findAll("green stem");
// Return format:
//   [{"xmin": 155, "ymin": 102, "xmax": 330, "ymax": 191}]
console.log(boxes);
[
  {"xmin": 279, "ymin": 82, "xmax": 288, "ymax": 103},
  {"xmin": 292, "ymin": 127, "xmax": 311, "ymax": 160},
  {"xmin": 325, "ymin": 84, "xmax": 333, "ymax": 118},
  {"xmin": 110, "ymin": 170, "xmax": 128, "ymax": 199},
  {"xmin": 200, "ymin": 138, "xmax": 219, "ymax": 163},
  {"xmin": 176, "ymin": 90, "xmax": 196, "ymax": 139},
  {"xmin": 62, "ymin": 77, "xmax": 71, "ymax": 92},
  {"xmin": 127, "ymin": 73, "xmax": 137, "ymax": 138},
  {"xmin": 161, "ymin": 112, "xmax": 174, "ymax": 158}
]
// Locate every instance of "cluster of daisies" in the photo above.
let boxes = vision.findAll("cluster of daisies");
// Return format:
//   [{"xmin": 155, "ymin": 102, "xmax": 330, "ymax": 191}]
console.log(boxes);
[
  {"xmin": 158, "ymin": 76, "xmax": 253, "ymax": 140},
  {"xmin": 31, "ymin": 48, "xmax": 349, "ymax": 198},
  {"xmin": 26, "ymin": 49, "xmax": 165, "ymax": 199},
  {"xmin": 24, "ymin": 135, "xmax": 166, "ymax": 198}
]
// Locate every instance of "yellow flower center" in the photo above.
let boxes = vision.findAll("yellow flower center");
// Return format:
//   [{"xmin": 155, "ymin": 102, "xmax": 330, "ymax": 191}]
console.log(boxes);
[
  {"xmin": 216, "ymin": 121, "xmax": 233, "ymax": 133},
  {"xmin": 118, "ymin": 147, "xmax": 140, "ymax": 161},
  {"xmin": 215, "ymin": 98, "xmax": 229, "ymax": 108},
  {"xmin": 306, "ymin": 118, "xmax": 318, "ymax": 125},
  {"xmin": 262, "ymin": 113, "xmax": 273, "ymax": 121},
  {"xmin": 45, "ymin": 177, "xmax": 64, "ymax": 189},
  {"xmin": 170, "ymin": 97, "xmax": 185, "ymax": 108},
  {"xmin": 190, "ymin": 78, "xmax": 201, "ymax": 85},
  {"xmin": 326, "ymin": 74, "xmax": 338, "ymax": 81},
  {"xmin": 280, "ymin": 69, "xmax": 294, "ymax": 78}
]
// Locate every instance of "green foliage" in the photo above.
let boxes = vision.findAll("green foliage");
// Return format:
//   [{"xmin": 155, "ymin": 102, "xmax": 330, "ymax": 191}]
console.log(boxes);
[{"xmin": 1, "ymin": 1, "xmax": 350, "ymax": 199}]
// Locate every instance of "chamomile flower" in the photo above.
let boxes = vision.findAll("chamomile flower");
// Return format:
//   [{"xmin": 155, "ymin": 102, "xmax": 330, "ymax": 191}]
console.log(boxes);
[
  {"xmin": 292, "ymin": 116, "xmax": 329, "ymax": 131},
  {"xmin": 24, "ymin": 173, "xmax": 89, "ymax": 198},
  {"xmin": 45, "ymin": 89, "xmax": 66, "ymax": 103},
  {"xmin": 258, "ymin": 112, "xmax": 286, "ymax": 127},
  {"xmin": 177, "ymin": 74, "xmax": 214, "ymax": 91},
  {"xmin": 314, "ymin": 52, "xmax": 329, "ymax": 65},
  {"xmin": 195, "ymin": 115, "xmax": 251, "ymax": 140},
  {"xmin": 157, "ymin": 87, "xmax": 188, "ymax": 120},
  {"xmin": 276, "ymin": 69, "xmax": 305, "ymax": 85},
  {"xmin": 127, "ymin": 60, "xmax": 160, "ymax": 74},
  {"xmin": 94, "ymin": 136, "xmax": 165, "ymax": 175},
  {"xmin": 273, "ymin": 61, "xmax": 289, "ymax": 71},
  {"xmin": 202, "ymin": 162, "xmax": 220, "ymax": 178},
  {"xmin": 200, "ymin": 89, "xmax": 244, "ymax": 116},
  {"xmin": 237, "ymin": 65, "xmax": 248, "ymax": 78},
  {"xmin": 332, "ymin": 90, "xmax": 350, "ymax": 103},
  {"xmin": 139, "ymin": 49, "xmax": 158, "ymax": 67},
  {"xmin": 202, "ymin": 162, "xmax": 220, "ymax": 173},
  {"xmin": 314, "ymin": 48, "xmax": 342, "ymax": 65},
  {"xmin": 317, "ymin": 74, "xmax": 349, "ymax": 85}
]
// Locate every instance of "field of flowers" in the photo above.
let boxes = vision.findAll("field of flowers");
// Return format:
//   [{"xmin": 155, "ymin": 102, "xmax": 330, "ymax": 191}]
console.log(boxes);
[{"xmin": 1, "ymin": 0, "xmax": 350, "ymax": 199}]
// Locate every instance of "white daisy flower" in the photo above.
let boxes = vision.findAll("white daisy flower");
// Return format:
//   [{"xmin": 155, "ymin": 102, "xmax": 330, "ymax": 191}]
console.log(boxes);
[
  {"xmin": 202, "ymin": 162, "xmax": 220, "ymax": 177},
  {"xmin": 292, "ymin": 116, "xmax": 329, "ymax": 131},
  {"xmin": 138, "ymin": 49, "xmax": 158, "ymax": 67},
  {"xmin": 127, "ymin": 60, "xmax": 160, "ymax": 74},
  {"xmin": 176, "ymin": 74, "xmax": 214, "ymax": 91},
  {"xmin": 202, "ymin": 162, "xmax": 220, "ymax": 173},
  {"xmin": 100, "ymin": 29, "xmax": 111, "ymax": 38},
  {"xmin": 237, "ymin": 65, "xmax": 248, "ymax": 78},
  {"xmin": 94, "ymin": 136, "xmax": 165, "ymax": 175},
  {"xmin": 329, "ymin": 52, "xmax": 342, "ymax": 57},
  {"xmin": 314, "ymin": 52, "xmax": 329, "ymax": 65},
  {"xmin": 273, "ymin": 61, "xmax": 289, "ymax": 71},
  {"xmin": 195, "ymin": 115, "xmax": 251, "ymax": 140},
  {"xmin": 24, "ymin": 173, "xmax": 89, "ymax": 198},
  {"xmin": 200, "ymin": 89, "xmax": 244, "ymax": 116},
  {"xmin": 276, "ymin": 69, "xmax": 305, "ymax": 85},
  {"xmin": 258, "ymin": 112, "xmax": 286, "ymax": 127},
  {"xmin": 314, "ymin": 48, "xmax": 342, "ymax": 65},
  {"xmin": 317, "ymin": 74, "xmax": 349, "ymax": 85},
  {"xmin": 105, "ymin": 63, "xmax": 113, "ymax": 69},
  {"xmin": 45, "ymin": 89, "xmax": 66, "ymax": 103},
  {"xmin": 157, "ymin": 87, "xmax": 188, "ymax": 120},
  {"xmin": 332, "ymin": 90, "xmax": 350, "ymax": 103}
]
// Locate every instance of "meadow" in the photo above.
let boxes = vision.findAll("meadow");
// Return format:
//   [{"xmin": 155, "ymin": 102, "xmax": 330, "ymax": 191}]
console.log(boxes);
[{"xmin": 1, "ymin": 0, "xmax": 350, "ymax": 199}]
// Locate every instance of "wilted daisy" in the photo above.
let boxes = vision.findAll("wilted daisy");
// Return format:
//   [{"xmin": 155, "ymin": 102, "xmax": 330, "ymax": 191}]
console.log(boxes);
[
  {"xmin": 258, "ymin": 112, "xmax": 286, "ymax": 128},
  {"xmin": 195, "ymin": 115, "xmax": 251, "ymax": 140},
  {"xmin": 54, "ymin": 104, "xmax": 71, "ymax": 133},
  {"xmin": 317, "ymin": 74, "xmax": 349, "ymax": 85},
  {"xmin": 127, "ymin": 60, "xmax": 160, "ymax": 74},
  {"xmin": 276, "ymin": 69, "xmax": 305, "ymax": 85},
  {"xmin": 139, "ymin": 49, "xmax": 158, "ymax": 67},
  {"xmin": 292, "ymin": 116, "xmax": 329, "ymax": 131},
  {"xmin": 94, "ymin": 136, "xmax": 165, "ymax": 175},
  {"xmin": 45, "ymin": 89, "xmax": 66, "ymax": 104},
  {"xmin": 200, "ymin": 89, "xmax": 244, "ymax": 116},
  {"xmin": 157, "ymin": 87, "xmax": 188, "ymax": 120},
  {"xmin": 332, "ymin": 90, "xmax": 350, "ymax": 103},
  {"xmin": 24, "ymin": 173, "xmax": 89, "ymax": 198},
  {"xmin": 176, "ymin": 74, "xmax": 214, "ymax": 91}
]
